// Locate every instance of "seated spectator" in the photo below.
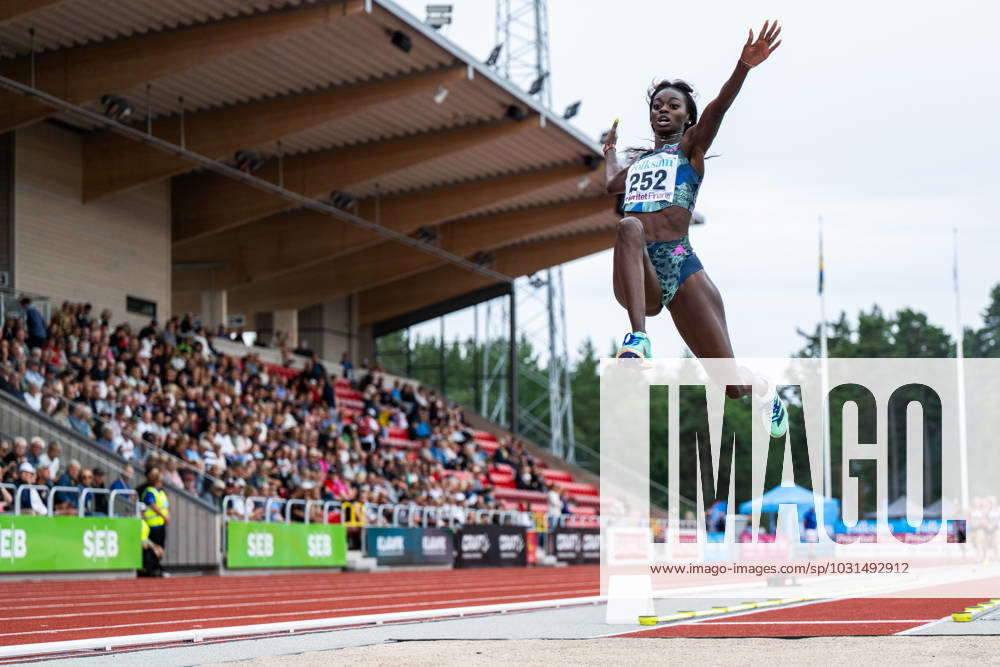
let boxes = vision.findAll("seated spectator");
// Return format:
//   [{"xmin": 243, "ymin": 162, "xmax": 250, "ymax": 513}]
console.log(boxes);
[
  {"xmin": 3, "ymin": 437, "xmax": 26, "ymax": 470},
  {"xmin": 76, "ymin": 468, "xmax": 94, "ymax": 514},
  {"xmin": 53, "ymin": 459, "xmax": 81, "ymax": 513},
  {"xmin": 23, "ymin": 380, "xmax": 42, "ymax": 411},
  {"xmin": 203, "ymin": 478, "xmax": 226, "ymax": 508},
  {"xmin": 225, "ymin": 478, "xmax": 248, "ymax": 519},
  {"xmin": 26, "ymin": 437, "xmax": 44, "ymax": 468},
  {"xmin": 35, "ymin": 461, "xmax": 54, "ymax": 492},
  {"xmin": 38, "ymin": 441, "xmax": 61, "ymax": 478},
  {"xmin": 14, "ymin": 462, "xmax": 47, "ymax": 515},
  {"xmin": 91, "ymin": 468, "xmax": 109, "ymax": 515},
  {"xmin": 23, "ymin": 358, "xmax": 44, "ymax": 389},
  {"xmin": 515, "ymin": 463, "xmax": 546, "ymax": 492}
]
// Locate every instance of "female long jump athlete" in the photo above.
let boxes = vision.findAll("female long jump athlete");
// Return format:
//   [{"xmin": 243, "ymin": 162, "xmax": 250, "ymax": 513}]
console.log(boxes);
[{"xmin": 604, "ymin": 20, "xmax": 788, "ymax": 437}]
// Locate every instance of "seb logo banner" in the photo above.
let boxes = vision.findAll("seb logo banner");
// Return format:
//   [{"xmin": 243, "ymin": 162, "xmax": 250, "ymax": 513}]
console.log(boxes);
[
  {"xmin": 226, "ymin": 522, "xmax": 347, "ymax": 568},
  {"xmin": 363, "ymin": 527, "xmax": 454, "ymax": 566},
  {"xmin": 0, "ymin": 516, "xmax": 141, "ymax": 572}
]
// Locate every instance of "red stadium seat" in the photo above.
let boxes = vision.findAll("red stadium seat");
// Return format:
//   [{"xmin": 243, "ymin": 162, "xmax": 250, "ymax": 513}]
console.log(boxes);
[
  {"xmin": 560, "ymin": 481, "xmax": 598, "ymax": 497},
  {"xmin": 540, "ymin": 469, "xmax": 573, "ymax": 483}
]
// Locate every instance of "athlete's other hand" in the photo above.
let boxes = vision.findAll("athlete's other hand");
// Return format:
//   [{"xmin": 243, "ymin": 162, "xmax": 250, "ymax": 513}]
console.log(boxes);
[
  {"xmin": 740, "ymin": 20, "xmax": 781, "ymax": 68},
  {"xmin": 602, "ymin": 118, "xmax": 619, "ymax": 154}
]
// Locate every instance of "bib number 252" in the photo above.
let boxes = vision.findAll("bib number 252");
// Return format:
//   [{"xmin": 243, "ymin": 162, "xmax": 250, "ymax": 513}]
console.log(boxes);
[{"xmin": 628, "ymin": 169, "xmax": 668, "ymax": 193}]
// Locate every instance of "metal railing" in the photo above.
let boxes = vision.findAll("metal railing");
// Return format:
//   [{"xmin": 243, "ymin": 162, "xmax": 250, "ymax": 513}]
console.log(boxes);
[
  {"xmin": 4, "ymin": 483, "xmax": 138, "ymax": 517},
  {"xmin": 221, "ymin": 495, "xmax": 343, "ymax": 525}
]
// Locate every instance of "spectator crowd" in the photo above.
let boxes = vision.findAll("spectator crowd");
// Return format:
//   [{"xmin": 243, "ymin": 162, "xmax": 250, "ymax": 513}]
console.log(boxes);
[{"xmin": 0, "ymin": 299, "xmax": 556, "ymax": 522}]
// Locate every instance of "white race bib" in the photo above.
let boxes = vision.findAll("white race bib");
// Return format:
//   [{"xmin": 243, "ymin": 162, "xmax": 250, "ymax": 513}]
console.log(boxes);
[{"xmin": 623, "ymin": 151, "xmax": 678, "ymax": 207}]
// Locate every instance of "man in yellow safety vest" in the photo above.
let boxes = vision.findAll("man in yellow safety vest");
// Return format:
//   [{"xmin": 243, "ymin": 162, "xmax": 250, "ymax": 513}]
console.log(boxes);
[{"xmin": 141, "ymin": 467, "xmax": 170, "ymax": 558}]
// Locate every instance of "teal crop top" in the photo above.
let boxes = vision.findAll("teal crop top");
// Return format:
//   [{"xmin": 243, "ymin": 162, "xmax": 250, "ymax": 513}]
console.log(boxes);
[{"xmin": 622, "ymin": 143, "xmax": 701, "ymax": 213}]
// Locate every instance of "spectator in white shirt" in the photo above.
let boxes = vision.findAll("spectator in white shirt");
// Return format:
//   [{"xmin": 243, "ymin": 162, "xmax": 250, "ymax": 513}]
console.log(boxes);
[
  {"xmin": 114, "ymin": 431, "xmax": 135, "ymax": 461},
  {"xmin": 547, "ymin": 484, "xmax": 563, "ymax": 519},
  {"xmin": 214, "ymin": 422, "xmax": 236, "ymax": 458},
  {"xmin": 15, "ymin": 462, "xmax": 48, "ymax": 515},
  {"xmin": 36, "ymin": 441, "xmax": 61, "ymax": 479},
  {"xmin": 23, "ymin": 359, "xmax": 44, "ymax": 389},
  {"xmin": 23, "ymin": 381, "xmax": 42, "ymax": 411}
]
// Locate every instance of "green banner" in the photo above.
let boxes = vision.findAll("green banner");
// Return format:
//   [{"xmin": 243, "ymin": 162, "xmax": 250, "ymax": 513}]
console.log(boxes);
[
  {"xmin": 226, "ymin": 521, "xmax": 348, "ymax": 568},
  {"xmin": 0, "ymin": 515, "xmax": 142, "ymax": 572}
]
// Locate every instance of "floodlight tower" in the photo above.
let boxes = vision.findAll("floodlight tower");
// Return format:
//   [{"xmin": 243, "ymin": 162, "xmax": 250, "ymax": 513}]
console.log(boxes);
[
  {"xmin": 490, "ymin": 1, "xmax": 576, "ymax": 463},
  {"xmin": 493, "ymin": 0, "xmax": 552, "ymax": 108}
]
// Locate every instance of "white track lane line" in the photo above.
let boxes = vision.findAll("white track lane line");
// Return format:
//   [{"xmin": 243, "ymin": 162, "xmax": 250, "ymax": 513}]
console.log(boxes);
[
  {"xmin": 0, "ymin": 581, "xmax": 597, "ymax": 620},
  {"xmin": 0, "ymin": 595, "xmax": 607, "ymax": 658},
  {"xmin": 0, "ymin": 570, "xmax": 596, "ymax": 602}
]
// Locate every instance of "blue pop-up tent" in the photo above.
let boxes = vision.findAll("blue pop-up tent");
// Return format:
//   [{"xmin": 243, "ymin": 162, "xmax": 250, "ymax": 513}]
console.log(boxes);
[{"xmin": 738, "ymin": 482, "xmax": 840, "ymax": 519}]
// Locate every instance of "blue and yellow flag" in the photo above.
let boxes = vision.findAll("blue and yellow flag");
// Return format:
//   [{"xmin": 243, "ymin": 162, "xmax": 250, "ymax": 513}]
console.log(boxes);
[{"xmin": 818, "ymin": 224, "xmax": 825, "ymax": 296}]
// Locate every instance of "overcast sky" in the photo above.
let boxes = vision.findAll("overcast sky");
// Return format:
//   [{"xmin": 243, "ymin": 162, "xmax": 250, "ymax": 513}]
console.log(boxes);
[{"xmin": 393, "ymin": 0, "xmax": 999, "ymax": 360}]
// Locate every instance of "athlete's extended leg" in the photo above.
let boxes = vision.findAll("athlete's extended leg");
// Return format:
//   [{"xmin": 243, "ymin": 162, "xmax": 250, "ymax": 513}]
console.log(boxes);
[
  {"xmin": 612, "ymin": 217, "xmax": 661, "ymax": 357},
  {"xmin": 669, "ymin": 271, "xmax": 788, "ymax": 436}
]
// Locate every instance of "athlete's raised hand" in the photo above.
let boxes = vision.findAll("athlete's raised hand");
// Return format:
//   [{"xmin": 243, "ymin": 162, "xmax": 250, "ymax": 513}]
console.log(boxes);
[
  {"xmin": 602, "ymin": 118, "xmax": 619, "ymax": 154},
  {"xmin": 740, "ymin": 20, "xmax": 781, "ymax": 68}
]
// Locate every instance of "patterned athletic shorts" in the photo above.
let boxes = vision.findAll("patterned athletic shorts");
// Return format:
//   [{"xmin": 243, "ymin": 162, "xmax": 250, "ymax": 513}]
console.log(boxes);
[{"xmin": 646, "ymin": 235, "xmax": 704, "ymax": 308}]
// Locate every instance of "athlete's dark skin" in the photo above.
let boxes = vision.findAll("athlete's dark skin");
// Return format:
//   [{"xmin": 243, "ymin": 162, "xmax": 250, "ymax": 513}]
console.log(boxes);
[{"xmin": 605, "ymin": 21, "xmax": 781, "ymax": 397}]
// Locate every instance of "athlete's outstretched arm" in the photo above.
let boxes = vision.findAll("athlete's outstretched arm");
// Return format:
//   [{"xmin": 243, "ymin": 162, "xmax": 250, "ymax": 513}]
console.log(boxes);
[
  {"xmin": 687, "ymin": 20, "xmax": 782, "ymax": 158},
  {"xmin": 602, "ymin": 119, "xmax": 630, "ymax": 194}
]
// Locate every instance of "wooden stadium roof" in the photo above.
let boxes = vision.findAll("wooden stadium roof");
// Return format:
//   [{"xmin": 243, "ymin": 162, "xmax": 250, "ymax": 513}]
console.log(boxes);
[{"xmin": 0, "ymin": 0, "xmax": 617, "ymax": 326}]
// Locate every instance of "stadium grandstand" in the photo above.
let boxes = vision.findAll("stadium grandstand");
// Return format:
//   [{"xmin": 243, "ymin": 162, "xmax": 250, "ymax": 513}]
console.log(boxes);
[
  {"xmin": 0, "ymin": 0, "xmax": 995, "ymax": 663},
  {"xmin": 0, "ymin": 0, "xmax": 607, "ymax": 583}
]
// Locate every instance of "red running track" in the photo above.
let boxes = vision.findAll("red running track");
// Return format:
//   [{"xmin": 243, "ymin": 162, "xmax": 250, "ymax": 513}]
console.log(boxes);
[
  {"xmin": 619, "ymin": 595, "xmax": 984, "ymax": 638},
  {"xmin": 0, "ymin": 565, "xmax": 600, "ymax": 647}
]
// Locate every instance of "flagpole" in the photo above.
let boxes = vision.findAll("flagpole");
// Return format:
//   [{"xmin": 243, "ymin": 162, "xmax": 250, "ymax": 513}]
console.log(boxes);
[
  {"xmin": 819, "ymin": 215, "xmax": 831, "ymax": 499},
  {"xmin": 953, "ymin": 226, "xmax": 969, "ymax": 510}
]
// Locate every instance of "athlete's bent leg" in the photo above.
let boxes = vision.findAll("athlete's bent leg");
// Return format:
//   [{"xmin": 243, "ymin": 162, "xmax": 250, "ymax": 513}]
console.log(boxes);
[
  {"xmin": 613, "ymin": 217, "xmax": 663, "ymax": 327},
  {"xmin": 613, "ymin": 217, "xmax": 661, "ymax": 357}
]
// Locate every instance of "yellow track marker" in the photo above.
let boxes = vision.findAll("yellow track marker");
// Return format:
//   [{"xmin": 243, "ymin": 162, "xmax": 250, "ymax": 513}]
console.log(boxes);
[
  {"xmin": 693, "ymin": 608, "xmax": 722, "ymax": 617},
  {"xmin": 637, "ymin": 592, "xmax": 833, "ymax": 626},
  {"xmin": 949, "ymin": 598, "xmax": 998, "ymax": 624},
  {"xmin": 661, "ymin": 612, "xmax": 696, "ymax": 621}
]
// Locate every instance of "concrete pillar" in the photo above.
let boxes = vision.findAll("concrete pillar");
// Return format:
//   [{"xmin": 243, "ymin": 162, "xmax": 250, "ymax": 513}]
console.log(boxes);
[
  {"xmin": 357, "ymin": 323, "xmax": 374, "ymax": 367},
  {"xmin": 296, "ymin": 296, "xmax": 360, "ymax": 363},
  {"xmin": 274, "ymin": 308, "xmax": 298, "ymax": 348},
  {"xmin": 199, "ymin": 289, "xmax": 227, "ymax": 330}
]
